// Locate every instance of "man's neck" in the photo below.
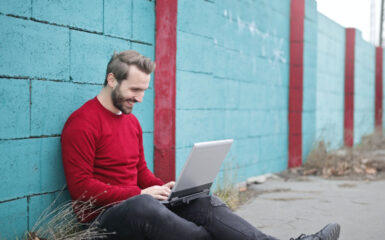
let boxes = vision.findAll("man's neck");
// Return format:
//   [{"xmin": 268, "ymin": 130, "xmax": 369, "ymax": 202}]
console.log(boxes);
[{"xmin": 97, "ymin": 87, "xmax": 121, "ymax": 114}]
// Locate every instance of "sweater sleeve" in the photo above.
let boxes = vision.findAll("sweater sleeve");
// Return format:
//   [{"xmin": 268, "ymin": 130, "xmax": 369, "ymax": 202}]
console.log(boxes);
[
  {"xmin": 61, "ymin": 119, "xmax": 141, "ymax": 207},
  {"xmin": 135, "ymin": 119, "xmax": 164, "ymax": 188}
]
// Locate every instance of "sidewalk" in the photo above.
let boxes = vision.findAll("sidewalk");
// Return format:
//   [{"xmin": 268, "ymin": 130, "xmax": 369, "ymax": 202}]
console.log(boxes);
[{"xmin": 235, "ymin": 176, "xmax": 385, "ymax": 240}]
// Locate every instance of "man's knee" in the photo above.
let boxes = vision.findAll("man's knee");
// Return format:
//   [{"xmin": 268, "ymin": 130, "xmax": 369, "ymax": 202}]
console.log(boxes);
[
  {"xmin": 191, "ymin": 195, "xmax": 226, "ymax": 207},
  {"xmin": 118, "ymin": 194, "xmax": 165, "ymax": 219}
]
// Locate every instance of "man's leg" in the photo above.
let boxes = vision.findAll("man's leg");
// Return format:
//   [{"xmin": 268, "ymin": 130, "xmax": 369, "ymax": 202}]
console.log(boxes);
[
  {"xmin": 95, "ymin": 194, "xmax": 213, "ymax": 240},
  {"xmin": 170, "ymin": 196, "xmax": 279, "ymax": 240}
]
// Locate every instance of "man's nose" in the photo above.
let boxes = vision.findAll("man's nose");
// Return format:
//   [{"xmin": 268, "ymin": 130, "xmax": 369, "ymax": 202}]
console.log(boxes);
[{"xmin": 134, "ymin": 95, "xmax": 143, "ymax": 103}]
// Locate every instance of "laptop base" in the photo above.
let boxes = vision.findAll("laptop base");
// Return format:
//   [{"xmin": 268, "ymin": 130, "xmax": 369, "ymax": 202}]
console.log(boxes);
[{"xmin": 161, "ymin": 189, "xmax": 210, "ymax": 207}]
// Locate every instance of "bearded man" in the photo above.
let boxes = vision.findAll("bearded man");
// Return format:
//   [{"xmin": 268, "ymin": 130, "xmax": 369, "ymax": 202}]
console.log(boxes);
[{"xmin": 61, "ymin": 50, "xmax": 340, "ymax": 240}]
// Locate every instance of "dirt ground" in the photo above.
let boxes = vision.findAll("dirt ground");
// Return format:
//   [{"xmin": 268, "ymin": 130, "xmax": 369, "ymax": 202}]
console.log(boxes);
[
  {"xmin": 279, "ymin": 132, "xmax": 385, "ymax": 182},
  {"xmin": 227, "ymin": 132, "xmax": 385, "ymax": 211}
]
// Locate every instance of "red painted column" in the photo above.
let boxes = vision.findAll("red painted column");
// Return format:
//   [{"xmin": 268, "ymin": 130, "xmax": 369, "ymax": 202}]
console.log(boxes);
[
  {"xmin": 154, "ymin": 0, "xmax": 177, "ymax": 182},
  {"xmin": 375, "ymin": 47, "xmax": 383, "ymax": 132},
  {"xmin": 288, "ymin": 0, "xmax": 305, "ymax": 168},
  {"xmin": 344, "ymin": 28, "xmax": 356, "ymax": 147}
]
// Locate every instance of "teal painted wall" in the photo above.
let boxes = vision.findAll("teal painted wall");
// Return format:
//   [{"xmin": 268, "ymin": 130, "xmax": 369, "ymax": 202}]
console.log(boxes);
[
  {"xmin": 176, "ymin": 0, "xmax": 291, "ymax": 185},
  {"xmin": 0, "ymin": 0, "xmax": 155, "ymax": 238},
  {"xmin": 315, "ymin": 13, "xmax": 345, "ymax": 150},
  {"xmin": 354, "ymin": 31, "xmax": 375, "ymax": 145},
  {"xmin": 302, "ymin": 0, "xmax": 318, "ymax": 161}
]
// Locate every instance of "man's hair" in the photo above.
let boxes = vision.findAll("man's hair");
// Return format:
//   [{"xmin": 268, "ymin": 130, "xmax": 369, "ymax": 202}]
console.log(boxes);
[{"xmin": 104, "ymin": 50, "xmax": 156, "ymax": 86}]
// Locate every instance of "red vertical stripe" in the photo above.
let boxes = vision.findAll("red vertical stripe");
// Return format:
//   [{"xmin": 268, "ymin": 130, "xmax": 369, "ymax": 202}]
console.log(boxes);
[
  {"xmin": 375, "ymin": 47, "xmax": 383, "ymax": 131},
  {"xmin": 288, "ymin": 0, "xmax": 305, "ymax": 168},
  {"xmin": 344, "ymin": 28, "xmax": 355, "ymax": 147},
  {"xmin": 154, "ymin": 0, "xmax": 177, "ymax": 182}
]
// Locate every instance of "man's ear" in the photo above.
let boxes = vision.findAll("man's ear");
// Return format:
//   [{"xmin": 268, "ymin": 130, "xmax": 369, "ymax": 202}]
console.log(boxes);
[{"xmin": 106, "ymin": 73, "xmax": 117, "ymax": 88}]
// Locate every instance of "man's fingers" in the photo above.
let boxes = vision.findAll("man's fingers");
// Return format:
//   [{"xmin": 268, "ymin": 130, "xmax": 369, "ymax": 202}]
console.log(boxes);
[
  {"xmin": 141, "ymin": 185, "xmax": 172, "ymax": 199},
  {"xmin": 153, "ymin": 186, "xmax": 170, "ymax": 196},
  {"xmin": 163, "ymin": 181, "xmax": 175, "ymax": 190}
]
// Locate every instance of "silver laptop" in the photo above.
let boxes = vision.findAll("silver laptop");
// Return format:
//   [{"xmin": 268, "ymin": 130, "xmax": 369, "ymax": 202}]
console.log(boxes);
[{"xmin": 161, "ymin": 139, "xmax": 233, "ymax": 206}]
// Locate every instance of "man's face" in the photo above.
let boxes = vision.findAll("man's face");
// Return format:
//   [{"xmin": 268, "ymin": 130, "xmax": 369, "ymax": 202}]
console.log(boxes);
[{"xmin": 111, "ymin": 65, "xmax": 151, "ymax": 114}]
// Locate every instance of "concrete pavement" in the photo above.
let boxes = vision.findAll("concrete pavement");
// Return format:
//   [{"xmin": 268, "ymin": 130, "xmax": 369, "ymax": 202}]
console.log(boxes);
[{"xmin": 235, "ymin": 176, "xmax": 385, "ymax": 240}]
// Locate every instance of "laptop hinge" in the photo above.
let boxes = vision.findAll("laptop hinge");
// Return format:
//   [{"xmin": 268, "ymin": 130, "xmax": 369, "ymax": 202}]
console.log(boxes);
[{"xmin": 181, "ymin": 189, "xmax": 210, "ymax": 204}]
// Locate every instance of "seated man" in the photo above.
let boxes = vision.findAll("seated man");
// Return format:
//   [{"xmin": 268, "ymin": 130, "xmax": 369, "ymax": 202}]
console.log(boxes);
[{"xmin": 61, "ymin": 50, "xmax": 340, "ymax": 240}]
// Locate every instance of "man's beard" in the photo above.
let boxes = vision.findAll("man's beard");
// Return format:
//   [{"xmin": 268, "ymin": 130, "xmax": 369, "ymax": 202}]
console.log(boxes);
[{"xmin": 111, "ymin": 85, "xmax": 135, "ymax": 114}]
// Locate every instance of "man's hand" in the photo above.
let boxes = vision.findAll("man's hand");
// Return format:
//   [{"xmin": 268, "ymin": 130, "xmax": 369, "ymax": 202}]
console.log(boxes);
[
  {"xmin": 140, "ymin": 182, "xmax": 175, "ymax": 200},
  {"xmin": 141, "ymin": 185, "xmax": 171, "ymax": 200},
  {"xmin": 163, "ymin": 181, "xmax": 175, "ymax": 190}
]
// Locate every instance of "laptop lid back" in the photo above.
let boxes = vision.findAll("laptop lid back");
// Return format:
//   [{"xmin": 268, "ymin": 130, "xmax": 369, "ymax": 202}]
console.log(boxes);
[{"xmin": 172, "ymin": 139, "xmax": 233, "ymax": 194}]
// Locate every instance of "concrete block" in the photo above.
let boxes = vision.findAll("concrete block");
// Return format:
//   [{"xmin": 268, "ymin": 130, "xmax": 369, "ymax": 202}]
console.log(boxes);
[
  {"xmin": 177, "ymin": 73, "xmax": 239, "ymax": 109},
  {"xmin": 302, "ymin": 87, "xmax": 316, "ymax": 111},
  {"xmin": 0, "ymin": 79, "xmax": 30, "ymax": 139},
  {"xmin": 268, "ymin": 86, "xmax": 289, "ymax": 110},
  {"xmin": 223, "ymin": 110, "xmax": 250, "ymax": 138},
  {"xmin": 302, "ymin": 111, "xmax": 316, "ymax": 134},
  {"xmin": 31, "ymin": 80, "xmax": 101, "ymax": 136},
  {"xmin": 268, "ymin": 10, "xmax": 290, "ymax": 39},
  {"xmin": 214, "ymin": 17, "xmax": 240, "ymax": 51},
  {"xmin": 176, "ymin": 71, "xmax": 217, "ymax": 109},
  {"xmin": 0, "ymin": 139, "xmax": 39, "ymax": 200},
  {"xmin": 70, "ymin": 30, "xmax": 131, "ymax": 84},
  {"xmin": 104, "ymin": 0, "xmax": 132, "ymax": 39},
  {"xmin": 177, "ymin": 31, "xmax": 214, "ymax": 74},
  {"xmin": 269, "ymin": 0, "xmax": 290, "ymax": 17},
  {"xmin": 211, "ymin": 46, "xmax": 235, "ymax": 79},
  {"xmin": 0, "ymin": 0, "xmax": 31, "ymax": 17},
  {"xmin": 259, "ymin": 134, "xmax": 287, "ymax": 161},
  {"xmin": 178, "ymin": 0, "xmax": 215, "ymax": 38},
  {"xmin": 0, "ymin": 137, "xmax": 64, "ymax": 200},
  {"xmin": 224, "ymin": 78, "xmax": 240, "ymax": 108},
  {"xmin": 239, "ymin": 82, "xmax": 264, "ymax": 110},
  {"xmin": 0, "ymin": 15, "xmax": 69, "ymax": 79},
  {"xmin": 232, "ymin": 53, "xmax": 257, "ymax": 82},
  {"xmin": 303, "ymin": 66, "xmax": 317, "ymax": 90},
  {"xmin": 39, "ymin": 137, "xmax": 66, "ymax": 192},
  {"xmin": 32, "ymin": 0, "xmax": 103, "ymax": 32},
  {"xmin": 133, "ymin": 88, "xmax": 154, "ymax": 133},
  {"xmin": 176, "ymin": 109, "xmax": 226, "ymax": 148},
  {"xmin": 248, "ymin": 110, "xmax": 265, "ymax": 136},
  {"xmin": 0, "ymin": 198, "xmax": 27, "ymax": 239},
  {"xmin": 236, "ymin": 137, "xmax": 260, "ymax": 167},
  {"xmin": 28, "ymin": 191, "xmax": 71, "ymax": 230},
  {"xmin": 132, "ymin": 0, "xmax": 155, "ymax": 44},
  {"xmin": 263, "ymin": 110, "xmax": 288, "ymax": 135}
]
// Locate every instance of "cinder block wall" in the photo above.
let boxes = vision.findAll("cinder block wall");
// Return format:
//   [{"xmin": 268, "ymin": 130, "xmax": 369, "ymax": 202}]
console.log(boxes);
[
  {"xmin": 302, "ymin": 0, "xmax": 317, "ymax": 161},
  {"xmin": 315, "ymin": 13, "xmax": 346, "ymax": 150},
  {"xmin": 354, "ymin": 31, "xmax": 375, "ymax": 144},
  {"xmin": 176, "ymin": 0, "xmax": 291, "ymax": 183},
  {"xmin": 0, "ymin": 0, "xmax": 155, "ymax": 238}
]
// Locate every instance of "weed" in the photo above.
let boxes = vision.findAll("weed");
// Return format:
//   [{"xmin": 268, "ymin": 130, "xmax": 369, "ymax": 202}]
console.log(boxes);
[{"xmin": 26, "ymin": 191, "xmax": 114, "ymax": 240}]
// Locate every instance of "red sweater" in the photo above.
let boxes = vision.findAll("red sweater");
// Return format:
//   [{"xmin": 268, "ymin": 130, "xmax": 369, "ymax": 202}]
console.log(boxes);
[{"xmin": 61, "ymin": 97, "xmax": 164, "ymax": 221}]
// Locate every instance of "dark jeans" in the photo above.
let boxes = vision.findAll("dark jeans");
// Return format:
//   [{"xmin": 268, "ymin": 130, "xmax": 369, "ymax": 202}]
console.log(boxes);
[{"xmin": 95, "ymin": 194, "xmax": 278, "ymax": 240}]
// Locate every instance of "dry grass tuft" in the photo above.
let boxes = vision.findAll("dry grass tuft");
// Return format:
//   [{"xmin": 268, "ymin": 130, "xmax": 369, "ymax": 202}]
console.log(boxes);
[
  {"xmin": 286, "ymin": 130, "xmax": 385, "ymax": 180},
  {"xmin": 213, "ymin": 164, "xmax": 240, "ymax": 210},
  {"xmin": 26, "ymin": 192, "xmax": 114, "ymax": 240}
]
